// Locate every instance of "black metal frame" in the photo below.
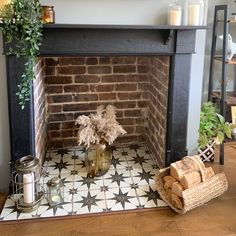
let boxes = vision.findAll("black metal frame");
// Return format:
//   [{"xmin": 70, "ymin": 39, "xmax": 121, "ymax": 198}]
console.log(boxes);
[
  {"xmin": 3, "ymin": 24, "xmax": 205, "ymax": 166},
  {"xmin": 208, "ymin": 5, "xmax": 229, "ymax": 165}
]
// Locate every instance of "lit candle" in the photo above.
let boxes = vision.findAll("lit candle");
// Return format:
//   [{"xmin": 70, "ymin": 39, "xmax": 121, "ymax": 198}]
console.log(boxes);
[
  {"xmin": 188, "ymin": 4, "xmax": 200, "ymax": 25},
  {"xmin": 169, "ymin": 9, "xmax": 182, "ymax": 26},
  {"xmin": 23, "ymin": 173, "xmax": 35, "ymax": 203}
]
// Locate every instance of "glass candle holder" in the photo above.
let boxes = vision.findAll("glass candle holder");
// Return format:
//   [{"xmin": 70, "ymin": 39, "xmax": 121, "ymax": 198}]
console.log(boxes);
[
  {"xmin": 47, "ymin": 177, "xmax": 64, "ymax": 206},
  {"xmin": 188, "ymin": 0, "xmax": 205, "ymax": 26},
  {"xmin": 42, "ymin": 5, "xmax": 55, "ymax": 24},
  {"xmin": 168, "ymin": 2, "xmax": 182, "ymax": 26},
  {"xmin": 0, "ymin": 0, "xmax": 10, "ymax": 21}
]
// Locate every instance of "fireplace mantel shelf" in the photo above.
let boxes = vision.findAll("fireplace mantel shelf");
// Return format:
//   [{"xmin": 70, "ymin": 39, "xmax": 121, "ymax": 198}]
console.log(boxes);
[{"xmin": 43, "ymin": 23, "xmax": 208, "ymax": 30}]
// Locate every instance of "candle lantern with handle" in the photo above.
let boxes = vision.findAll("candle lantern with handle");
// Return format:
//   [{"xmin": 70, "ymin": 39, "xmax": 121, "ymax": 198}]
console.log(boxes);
[
  {"xmin": 46, "ymin": 177, "xmax": 64, "ymax": 206},
  {"xmin": 12, "ymin": 155, "xmax": 43, "ymax": 213}
]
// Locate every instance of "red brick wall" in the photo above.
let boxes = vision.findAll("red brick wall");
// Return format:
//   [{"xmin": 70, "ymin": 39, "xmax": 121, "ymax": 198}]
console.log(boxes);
[
  {"xmin": 44, "ymin": 57, "xmax": 150, "ymax": 149},
  {"xmin": 34, "ymin": 56, "xmax": 170, "ymax": 165},
  {"xmin": 34, "ymin": 59, "xmax": 47, "ymax": 164},
  {"xmin": 146, "ymin": 57, "xmax": 169, "ymax": 166}
]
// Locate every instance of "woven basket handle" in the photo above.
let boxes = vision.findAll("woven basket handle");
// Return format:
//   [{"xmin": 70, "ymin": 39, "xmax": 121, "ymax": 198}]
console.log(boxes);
[{"xmin": 187, "ymin": 156, "xmax": 206, "ymax": 182}]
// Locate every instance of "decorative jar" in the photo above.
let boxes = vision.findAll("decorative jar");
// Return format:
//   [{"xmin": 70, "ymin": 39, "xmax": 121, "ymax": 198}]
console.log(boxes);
[{"xmin": 85, "ymin": 143, "xmax": 112, "ymax": 177}]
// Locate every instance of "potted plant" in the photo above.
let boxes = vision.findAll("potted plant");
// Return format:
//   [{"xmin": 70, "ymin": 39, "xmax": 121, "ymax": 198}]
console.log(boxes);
[
  {"xmin": 0, "ymin": 0, "xmax": 43, "ymax": 109},
  {"xmin": 198, "ymin": 101, "xmax": 232, "ymax": 162},
  {"xmin": 75, "ymin": 105, "xmax": 126, "ymax": 177}
]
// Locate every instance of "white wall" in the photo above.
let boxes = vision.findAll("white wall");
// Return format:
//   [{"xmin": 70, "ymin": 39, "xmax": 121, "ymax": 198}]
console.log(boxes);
[
  {"xmin": 0, "ymin": 0, "xmax": 207, "ymax": 190},
  {"xmin": 0, "ymin": 32, "xmax": 10, "ymax": 192},
  {"xmin": 40, "ymin": 0, "xmax": 167, "ymax": 25}
]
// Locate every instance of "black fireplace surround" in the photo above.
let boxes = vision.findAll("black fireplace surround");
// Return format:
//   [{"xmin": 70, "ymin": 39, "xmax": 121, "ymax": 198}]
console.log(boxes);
[{"xmin": 3, "ymin": 24, "xmax": 206, "ymax": 166}]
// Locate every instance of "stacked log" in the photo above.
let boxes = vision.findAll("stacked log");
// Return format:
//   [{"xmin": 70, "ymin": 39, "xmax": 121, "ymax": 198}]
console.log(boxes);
[{"xmin": 163, "ymin": 155, "xmax": 215, "ymax": 210}]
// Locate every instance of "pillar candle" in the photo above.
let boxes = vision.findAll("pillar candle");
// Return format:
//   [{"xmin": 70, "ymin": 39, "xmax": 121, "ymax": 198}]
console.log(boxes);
[
  {"xmin": 188, "ymin": 4, "xmax": 200, "ymax": 25},
  {"xmin": 23, "ymin": 173, "xmax": 35, "ymax": 204},
  {"xmin": 169, "ymin": 9, "xmax": 182, "ymax": 26}
]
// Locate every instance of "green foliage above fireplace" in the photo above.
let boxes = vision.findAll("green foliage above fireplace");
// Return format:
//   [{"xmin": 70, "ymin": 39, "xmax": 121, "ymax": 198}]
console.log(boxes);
[{"xmin": 0, "ymin": 0, "xmax": 43, "ymax": 109}]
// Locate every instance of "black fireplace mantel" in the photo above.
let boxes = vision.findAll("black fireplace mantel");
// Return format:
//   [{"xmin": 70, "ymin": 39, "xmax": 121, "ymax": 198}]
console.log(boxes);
[{"xmin": 4, "ymin": 24, "xmax": 207, "ymax": 166}]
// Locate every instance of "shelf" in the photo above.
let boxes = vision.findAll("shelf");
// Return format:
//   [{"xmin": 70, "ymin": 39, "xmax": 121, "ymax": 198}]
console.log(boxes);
[
  {"xmin": 212, "ymin": 91, "xmax": 236, "ymax": 106},
  {"xmin": 215, "ymin": 56, "xmax": 236, "ymax": 64}
]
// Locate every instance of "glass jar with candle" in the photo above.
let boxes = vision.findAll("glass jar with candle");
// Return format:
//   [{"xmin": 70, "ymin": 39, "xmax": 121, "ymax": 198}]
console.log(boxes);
[
  {"xmin": 168, "ymin": 1, "xmax": 182, "ymax": 25},
  {"xmin": 42, "ymin": 5, "xmax": 55, "ymax": 24},
  {"xmin": 47, "ymin": 177, "xmax": 64, "ymax": 206},
  {"xmin": 168, "ymin": 1, "xmax": 182, "ymax": 26},
  {"xmin": 12, "ymin": 155, "xmax": 43, "ymax": 213},
  {"xmin": 188, "ymin": 0, "xmax": 205, "ymax": 26}
]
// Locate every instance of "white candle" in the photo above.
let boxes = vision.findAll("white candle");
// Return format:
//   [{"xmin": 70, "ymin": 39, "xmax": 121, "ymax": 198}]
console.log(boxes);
[
  {"xmin": 169, "ymin": 9, "xmax": 182, "ymax": 26},
  {"xmin": 188, "ymin": 4, "xmax": 200, "ymax": 25},
  {"xmin": 23, "ymin": 173, "xmax": 35, "ymax": 204},
  {"xmin": 51, "ymin": 195, "xmax": 61, "ymax": 203}
]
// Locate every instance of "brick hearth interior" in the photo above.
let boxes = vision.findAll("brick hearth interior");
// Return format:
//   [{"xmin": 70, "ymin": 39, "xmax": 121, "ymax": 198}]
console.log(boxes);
[{"xmin": 34, "ymin": 56, "xmax": 169, "ymax": 166}]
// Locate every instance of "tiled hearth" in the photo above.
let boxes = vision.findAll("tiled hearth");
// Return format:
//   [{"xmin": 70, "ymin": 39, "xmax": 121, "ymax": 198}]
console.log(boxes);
[{"xmin": 0, "ymin": 144, "xmax": 167, "ymax": 221}]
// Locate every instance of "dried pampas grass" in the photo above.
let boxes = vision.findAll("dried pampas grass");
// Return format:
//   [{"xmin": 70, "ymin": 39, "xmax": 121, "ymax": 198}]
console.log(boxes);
[{"xmin": 75, "ymin": 105, "xmax": 126, "ymax": 149}]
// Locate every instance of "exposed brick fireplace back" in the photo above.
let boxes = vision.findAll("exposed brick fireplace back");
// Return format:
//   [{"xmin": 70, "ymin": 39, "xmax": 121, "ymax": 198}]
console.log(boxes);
[{"xmin": 32, "ymin": 56, "xmax": 169, "ymax": 164}]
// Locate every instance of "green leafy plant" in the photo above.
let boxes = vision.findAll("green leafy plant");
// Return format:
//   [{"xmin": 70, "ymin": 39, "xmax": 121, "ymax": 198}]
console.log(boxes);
[
  {"xmin": 198, "ymin": 102, "xmax": 232, "ymax": 149},
  {"xmin": 0, "ymin": 0, "xmax": 43, "ymax": 109}
]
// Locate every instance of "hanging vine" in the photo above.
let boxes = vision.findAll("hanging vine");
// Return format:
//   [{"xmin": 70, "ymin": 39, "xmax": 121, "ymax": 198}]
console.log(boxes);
[{"xmin": 0, "ymin": 0, "xmax": 43, "ymax": 109}]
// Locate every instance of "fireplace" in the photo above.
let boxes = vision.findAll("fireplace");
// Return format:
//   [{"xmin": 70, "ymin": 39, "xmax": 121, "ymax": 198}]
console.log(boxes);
[{"xmin": 4, "ymin": 24, "xmax": 204, "ymax": 167}]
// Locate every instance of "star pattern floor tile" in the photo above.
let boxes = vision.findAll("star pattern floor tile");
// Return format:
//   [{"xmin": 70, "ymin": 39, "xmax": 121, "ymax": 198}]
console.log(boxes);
[{"xmin": 0, "ymin": 144, "xmax": 167, "ymax": 221}]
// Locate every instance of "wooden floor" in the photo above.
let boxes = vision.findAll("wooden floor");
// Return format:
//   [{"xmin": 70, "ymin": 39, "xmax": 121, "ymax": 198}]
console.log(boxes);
[{"xmin": 0, "ymin": 144, "xmax": 236, "ymax": 236}]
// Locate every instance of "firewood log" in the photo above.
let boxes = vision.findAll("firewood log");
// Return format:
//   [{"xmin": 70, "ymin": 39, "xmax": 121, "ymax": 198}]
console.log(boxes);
[
  {"xmin": 163, "ymin": 175, "xmax": 177, "ymax": 188},
  {"xmin": 204, "ymin": 167, "xmax": 215, "ymax": 179},
  {"xmin": 165, "ymin": 188, "xmax": 172, "ymax": 202},
  {"xmin": 171, "ymin": 193, "xmax": 183, "ymax": 210},
  {"xmin": 170, "ymin": 155, "xmax": 205, "ymax": 181},
  {"xmin": 172, "ymin": 181, "xmax": 184, "ymax": 197},
  {"xmin": 180, "ymin": 171, "xmax": 202, "ymax": 189}
]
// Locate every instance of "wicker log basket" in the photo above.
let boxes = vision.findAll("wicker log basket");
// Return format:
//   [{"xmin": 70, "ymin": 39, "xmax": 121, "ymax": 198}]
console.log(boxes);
[{"xmin": 156, "ymin": 158, "xmax": 228, "ymax": 214}]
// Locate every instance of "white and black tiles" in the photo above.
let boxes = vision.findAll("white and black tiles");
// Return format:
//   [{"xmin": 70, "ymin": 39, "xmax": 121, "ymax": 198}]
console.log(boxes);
[{"xmin": 0, "ymin": 144, "xmax": 167, "ymax": 221}]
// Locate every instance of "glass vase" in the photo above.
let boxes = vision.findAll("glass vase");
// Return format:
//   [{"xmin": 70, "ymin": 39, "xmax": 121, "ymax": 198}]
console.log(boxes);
[{"xmin": 85, "ymin": 143, "xmax": 112, "ymax": 177}]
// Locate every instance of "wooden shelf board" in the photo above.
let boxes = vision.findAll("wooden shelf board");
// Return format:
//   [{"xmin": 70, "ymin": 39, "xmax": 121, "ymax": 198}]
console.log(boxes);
[
  {"xmin": 212, "ymin": 91, "xmax": 236, "ymax": 106},
  {"xmin": 214, "ymin": 57, "xmax": 236, "ymax": 64}
]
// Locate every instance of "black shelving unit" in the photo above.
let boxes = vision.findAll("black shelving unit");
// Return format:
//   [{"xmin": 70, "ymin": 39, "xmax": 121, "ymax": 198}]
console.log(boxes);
[{"xmin": 208, "ymin": 4, "xmax": 236, "ymax": 165}]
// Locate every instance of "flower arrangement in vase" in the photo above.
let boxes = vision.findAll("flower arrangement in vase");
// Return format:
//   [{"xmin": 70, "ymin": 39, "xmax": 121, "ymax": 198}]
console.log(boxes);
[{"xmin": 76, "ymin": 105, "xmax": 126, "ymax": 177}]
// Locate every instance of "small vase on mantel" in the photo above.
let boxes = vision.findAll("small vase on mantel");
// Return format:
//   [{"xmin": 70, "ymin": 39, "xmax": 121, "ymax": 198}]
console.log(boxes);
[{"xmin": 85, "ymin": 142, "xmax": 112, "ymax": 178}]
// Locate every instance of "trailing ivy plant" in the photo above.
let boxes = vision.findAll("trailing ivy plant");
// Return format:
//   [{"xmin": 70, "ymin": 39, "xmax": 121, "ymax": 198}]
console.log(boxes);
[{"xmin": 0, "ymin": 0, "xmax": 43, "ymax": 109}]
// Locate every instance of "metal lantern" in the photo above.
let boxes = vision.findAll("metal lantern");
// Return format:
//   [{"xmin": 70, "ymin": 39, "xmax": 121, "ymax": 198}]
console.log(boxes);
[
  {"xmin": 12, "ymin": 155, "xmax": 43, "ymax": 213},
  {"xmin": 46, "ymin": 177, "xmax": 64, "ymax": 206}
]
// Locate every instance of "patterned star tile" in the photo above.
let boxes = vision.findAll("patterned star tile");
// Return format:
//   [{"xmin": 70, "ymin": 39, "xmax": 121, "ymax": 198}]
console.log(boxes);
[
  {"xmin": 73, "ymin": 189, "xmax": 106, "ymax": 214},
  {"xmin": 74, "ymin": 175, "xmax": 104, "ymax": 191},
  {"xmin": 122, "ymin": 147, "xmax": 137, "ymax": 156},
  {"xmin": 136, "ymin": 184, "xmax": 166, "ymax": 208},
  {"xmin": 103, "ymin": 169, "xmax": 133, "ymax": 188},
  {"xmin": 0, "ymin": 143, "xmax": 164, "ymax": 222},
  {"xmin": 105, "ymin": 187, "xmax": 139, "ymax": 211},
  {"xmin": 131, "ymin": 168, "xmax": 156, "ymax": 186}
]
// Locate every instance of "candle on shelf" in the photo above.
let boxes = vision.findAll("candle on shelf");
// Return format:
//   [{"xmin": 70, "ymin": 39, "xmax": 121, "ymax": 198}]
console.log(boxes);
[
  {"xmin": 188, "ymin": 4, "xmax": 200, "ymax": 25},
  {"xmin": 168, "ymin": 4, "xmax": 182, "ymax": 26},
  {"xmin": 23, "ymin": 173, "xmax": 35, "ymax": 204}
]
